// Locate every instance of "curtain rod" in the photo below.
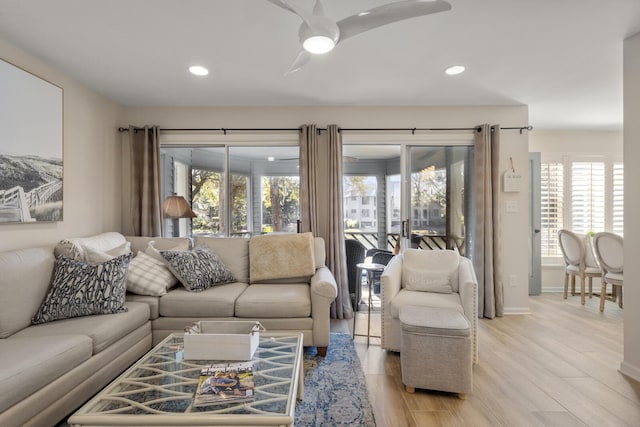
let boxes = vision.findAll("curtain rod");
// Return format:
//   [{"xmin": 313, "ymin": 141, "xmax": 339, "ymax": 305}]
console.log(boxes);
[{"xmin": 118, "ymin": 125, "xmax": 533, "ymax": 134}]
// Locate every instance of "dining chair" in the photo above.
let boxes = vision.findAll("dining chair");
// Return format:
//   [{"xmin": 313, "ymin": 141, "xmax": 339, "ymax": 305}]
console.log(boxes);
[
  {"xmin": 592, "ymin": 232, "xmax": 624, "ymax": 312},
  {"xmin": 558, "ymin": 229, "xmax": 601, "ymax": 305}
]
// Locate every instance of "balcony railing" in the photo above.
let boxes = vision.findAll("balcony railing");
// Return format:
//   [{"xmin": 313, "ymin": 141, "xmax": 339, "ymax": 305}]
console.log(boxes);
[{"xmin": 345, "ymin": 231, "xmax": 466, "ymax": 255}]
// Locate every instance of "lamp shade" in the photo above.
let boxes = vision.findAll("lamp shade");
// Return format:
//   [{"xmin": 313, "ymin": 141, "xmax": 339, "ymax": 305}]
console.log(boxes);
[{"xmin": 163, "ymin": 195, "xmax": 196, "ymax": 219}]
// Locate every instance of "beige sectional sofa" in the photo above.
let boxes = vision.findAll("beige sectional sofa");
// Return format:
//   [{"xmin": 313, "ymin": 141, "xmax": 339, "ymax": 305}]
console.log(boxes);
[
  {"xmin": 126, "ymin": 233, "xmax": 338, "ymax": 351},
  {"xmin": 0, "ymin": 231, "xmax": 337, "ymax": 427},
  {"xmin": 0, "ymin": 244, "xmax": 152, "ymax": 427}
]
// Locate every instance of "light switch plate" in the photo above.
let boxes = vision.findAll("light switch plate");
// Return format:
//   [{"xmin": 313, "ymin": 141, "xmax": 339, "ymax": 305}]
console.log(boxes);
[{"xmin": 506, "ymin": 200, "xmax": 519, "ymax": 213}]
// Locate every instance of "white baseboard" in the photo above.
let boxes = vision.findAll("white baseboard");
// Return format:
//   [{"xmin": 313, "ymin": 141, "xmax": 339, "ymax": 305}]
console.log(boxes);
[
  {"xmin": 619, "ymin": 361, "xmax": 640, "ymax": 383},
  {"xmin": 541, "ymin": 287, "xmax": 564, "ymax": 293},
  {"xmin": 503, "ymin": 307, "xmax": 531, "ymax": 315}
]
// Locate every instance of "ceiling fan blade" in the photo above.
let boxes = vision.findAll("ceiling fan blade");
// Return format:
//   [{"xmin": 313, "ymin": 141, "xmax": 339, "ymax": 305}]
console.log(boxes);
[
  {"xmin": 285, "ymin": 50, "xmax": 311, "ymax": 74},
  {"xmin": 337, "ymin": 0, "xmax": 452, "ymax": 42},
  {"xmin": 266, "ymin": 0, "xmax": 316, "ymax": 29}
]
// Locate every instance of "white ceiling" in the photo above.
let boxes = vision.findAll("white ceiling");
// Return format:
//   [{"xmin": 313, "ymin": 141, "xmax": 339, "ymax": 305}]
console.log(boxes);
[{"xmin": 1, "ymin": 0, "xmax": 639, "ymax": 130}]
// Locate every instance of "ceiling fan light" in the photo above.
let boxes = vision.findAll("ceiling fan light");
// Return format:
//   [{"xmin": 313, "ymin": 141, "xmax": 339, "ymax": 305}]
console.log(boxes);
[{"xmin": 303, "ymin": 36, "xmax": 335, "ymax": 54}]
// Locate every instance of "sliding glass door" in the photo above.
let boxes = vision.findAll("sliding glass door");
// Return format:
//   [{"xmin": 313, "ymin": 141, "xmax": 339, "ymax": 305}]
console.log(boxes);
[
  {"xmin": 343, "ymin": 138, "xmax": 473, "ymax": 256},
  {"xmin": 402, "ymin": 145, "xmax": 472, "ymax": 255}
]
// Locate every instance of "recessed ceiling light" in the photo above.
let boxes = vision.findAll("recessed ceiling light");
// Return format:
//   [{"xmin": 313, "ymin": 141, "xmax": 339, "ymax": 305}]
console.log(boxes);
[
  {"xmin": 445, "ymin": 65, "xmax": 466, "ymax": 76},
  {"xmin": 267, "ymin": 156, "xmax": 275, "ymax": 161},
  {"xmin": 189, "ymin": 65, "xmax": 209, "ymax": 76},
  {"xmin": 358, "ymin": 11, "xmax": 370, "ymax": 16}
]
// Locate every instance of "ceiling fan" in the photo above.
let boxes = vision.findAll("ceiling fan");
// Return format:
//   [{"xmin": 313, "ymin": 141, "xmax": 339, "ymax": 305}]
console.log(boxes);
[{"xmin": 266, "ymin": 0, "xmax": 452, "ymax": 74}]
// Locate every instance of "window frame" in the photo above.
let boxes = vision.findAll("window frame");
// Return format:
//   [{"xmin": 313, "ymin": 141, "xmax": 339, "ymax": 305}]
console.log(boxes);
[{"xmin": 540, "ymin": 152, "xmax": 623, "ymax": 265}]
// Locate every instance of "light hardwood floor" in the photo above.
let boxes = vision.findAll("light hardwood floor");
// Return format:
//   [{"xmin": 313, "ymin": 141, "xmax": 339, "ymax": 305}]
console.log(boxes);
[{"xmin": 330, "ymin": 293, "xmax": 640, "ymax": 427}]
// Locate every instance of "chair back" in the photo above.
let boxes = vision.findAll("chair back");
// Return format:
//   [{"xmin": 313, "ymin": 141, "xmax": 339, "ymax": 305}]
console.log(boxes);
[
  {"xmin": 558, "ymin": 229, "xmax": 584, "ymax": 267},
  {"xmin": 593, "ymin": 232, "xmax": 623, "ymax": 274},
  {"xmin": 345, "ymin": 239, "xmax": 366, "ymax": 298}
]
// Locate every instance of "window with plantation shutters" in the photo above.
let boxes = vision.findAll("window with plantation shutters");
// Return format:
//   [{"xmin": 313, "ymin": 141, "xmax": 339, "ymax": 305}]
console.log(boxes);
[
  {"xmin": 540, "ymin": 154, "xmax": 623, "ymax": 264},
  {"xmin": 571, "ymin": 162, "xmax": 605, "ymax": 235},
  {"xmin": 541, "ymin": 162, "xmax": 564, "ymax": 257},
  {"xmin": 612, "ymin": 162, "xmax": 624, "ymax": 236}
]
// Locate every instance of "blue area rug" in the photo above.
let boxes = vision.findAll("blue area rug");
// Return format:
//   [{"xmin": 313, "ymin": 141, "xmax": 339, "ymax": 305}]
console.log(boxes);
[{"xmin": 296, "ymin": 332, "xmax": 376, "ymax": 426}]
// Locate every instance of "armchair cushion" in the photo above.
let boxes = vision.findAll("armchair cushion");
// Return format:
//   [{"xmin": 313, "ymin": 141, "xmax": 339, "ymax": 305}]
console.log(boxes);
[
  {"xmin": 403, "ymin": 268, "xmax": 453, "ymax": 293},
  {"xmin": 402, "ymin": 249, "xmax": 460, "ymax": 292}
]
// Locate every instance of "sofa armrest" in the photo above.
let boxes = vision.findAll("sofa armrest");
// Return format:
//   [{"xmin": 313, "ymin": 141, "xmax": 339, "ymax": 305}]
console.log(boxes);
[
  {"xmin": 458, "ymin": 256, "xmax": 478, "ymax": 364},
  {"xmin": 310, "ymin": 266, "xmax": 338, "ymax": 348},
  {"xmin": 381, "ymin": 254, "xmax": 403, "ymax": 314},
  {"xmin": 310, "ymin": 266, "xmax": 338, "ymax": 301}
]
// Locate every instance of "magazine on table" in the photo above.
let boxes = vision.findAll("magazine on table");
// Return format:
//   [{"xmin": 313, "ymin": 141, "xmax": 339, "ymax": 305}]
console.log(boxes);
[{"xmin": 193, "ymin": 361, "xmax": 255, "ymax": 407}]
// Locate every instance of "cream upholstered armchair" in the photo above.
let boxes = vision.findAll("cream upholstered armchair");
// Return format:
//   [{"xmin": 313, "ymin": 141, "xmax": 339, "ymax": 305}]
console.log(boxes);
[{"xmin": 380, "ymin": 249, "xmax": 478, "ymax": 364}]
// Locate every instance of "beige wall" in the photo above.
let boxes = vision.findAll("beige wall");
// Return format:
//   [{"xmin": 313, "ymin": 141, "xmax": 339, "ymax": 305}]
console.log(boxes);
[
  {"xmin": 123, "ymin": 105, "xmax": 532, "ymax": 314},
  {"xmin": 622, "ymin": 32, "xmax": 640, "ymax": 381},
  {"xmin": 0, "ymin": 38, "xmax": 123, "ymax": 252}
]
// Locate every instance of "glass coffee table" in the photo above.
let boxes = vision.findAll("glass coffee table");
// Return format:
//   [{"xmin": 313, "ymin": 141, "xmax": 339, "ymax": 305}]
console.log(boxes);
[{"xmin": 69, "ymin": 332, "xmax": 303, "ymax": 427}]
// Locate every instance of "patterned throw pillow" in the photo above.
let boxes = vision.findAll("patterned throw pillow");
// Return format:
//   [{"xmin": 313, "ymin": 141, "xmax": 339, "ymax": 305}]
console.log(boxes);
[
  {"xmin": 161, "ymin": 246, "xmax": 235, "ymax": 292},
  {"xmin": 127, "ymin": 251, "xmax": 177, "ymax": 296},
  {"xmin": 32, "ymin": 254, "xmax": 131, "ymax": 324}
]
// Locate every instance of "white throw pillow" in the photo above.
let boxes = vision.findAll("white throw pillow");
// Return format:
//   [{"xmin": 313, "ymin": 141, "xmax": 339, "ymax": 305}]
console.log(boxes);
[
  {"xmin": 403, "ymin": 267, "xmax": 453, "ymax": 293},
  {"xmin": 126, "ymin": 251, "xmax": 177, "ymax": 296},
  {"xmin": 83, "ymin": 242, "xmax": 132, "ymax": 263}
]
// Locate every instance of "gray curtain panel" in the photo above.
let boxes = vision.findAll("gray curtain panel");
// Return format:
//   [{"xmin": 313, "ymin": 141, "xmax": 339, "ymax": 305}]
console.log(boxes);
[
  {"xmin": 299, "ymin": 124, "xmax": 352, "ymax": 319},
  {"xmin": 128, "ymin": 125, "xmax": 162, "ymax": 237},
  {"xmin": 472, "ymin": 124, "xmax": 504, "ymax": 318}
]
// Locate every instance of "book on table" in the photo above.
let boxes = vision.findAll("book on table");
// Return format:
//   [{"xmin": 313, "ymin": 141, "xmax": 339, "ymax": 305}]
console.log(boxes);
[{"xmin": 193, "ymin": 361, "xmax": 255, "ymax": 407}]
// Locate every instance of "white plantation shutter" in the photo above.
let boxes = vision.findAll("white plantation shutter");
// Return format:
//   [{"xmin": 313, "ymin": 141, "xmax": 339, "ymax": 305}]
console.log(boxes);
[
  {"xmin": 571, "ymin": 162, "xmax": 605, "ymax": 234},
  {"xmin": 541, "ymin": 162, "xmax": 564, "ymax": 257},
  {"xmin": 612, "ymin": 162, "xmax": 624, "ymax": 236}
]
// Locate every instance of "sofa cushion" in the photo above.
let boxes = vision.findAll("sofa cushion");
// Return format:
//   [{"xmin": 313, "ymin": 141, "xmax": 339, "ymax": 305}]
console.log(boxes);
[
  {"xmin": 127, "ymin": 251, "xmax": 177, "ymax": 296},
  {"xmin": 402, "ymin": 249, "xmax": 460, "ymax": 292},
  {"xmin": 389, "ymin": 289, "xmax": 464, "ymax": 319},
  {"xmin": 32, "ymin": 254, "xmax": 131, "ymax": 324},
  {"xmin": 0, "ymin": 245, "xmax": 55, "ymax": 338},
  {"xmin": 126, "ymin": 293, "xmax": 160, "ymax": 319},
  {"xmin": 15, "ymin": 302, "xmax": 150, "ymax": 354},
  {"xmin": 235, "ymin": 284, "xmax": 311, "ymax": 318},
  {"xmin": 126, "ymin": 236, "xmax": 192, "ymax": 257},
  {"xmin": 161, "ymin": 246, "xmax": 235, "ymax": 292},
  {"xmin": 0, "ymin": 334, "xmax": 93, "ymax": 413},
  {"xmin": 159, "ymin": 282, "xmax": 248, "ymax": 317},
  {"xmin": 249, "ymin": 233, "xmax": 315, "ymax": 283},
  {"xmin": 194, "ymin": 237, "xmax": 250, "ymax": 283},
  {"xmin": 54, "ymin": 232, "xmax": 128, "ymax": 262}
]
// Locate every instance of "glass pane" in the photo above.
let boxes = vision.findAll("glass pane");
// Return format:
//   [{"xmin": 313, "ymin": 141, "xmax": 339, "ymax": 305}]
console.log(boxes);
[
  {"xmin": 190, "ymin": 147, "xmax": 226, "ymax": 236},
  {"xmin": 230, "ymin": 146, "xmax": 300, "ymax": 236},
  {"xmin": 408, "ymin": 146, "xmax": 471, "ymax": 255},
  {"xmin": 261, "ymin": 176, "xmax": 300, "ymax": 233},
  {"xmin": 343, "ymin": 144, "xmax": 401, "ymax": 252}
]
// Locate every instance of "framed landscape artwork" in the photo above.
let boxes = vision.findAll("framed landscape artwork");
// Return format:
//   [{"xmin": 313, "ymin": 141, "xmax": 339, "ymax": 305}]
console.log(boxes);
[{"xmin": 0, "ymin": 58, "xmax": 63, "ymax": 223}]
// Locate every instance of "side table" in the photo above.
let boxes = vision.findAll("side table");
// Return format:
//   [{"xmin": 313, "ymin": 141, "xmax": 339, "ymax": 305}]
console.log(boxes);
[{"xmin": 353, "ymin": 262, "xmax": 386, "ymax": 346}]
